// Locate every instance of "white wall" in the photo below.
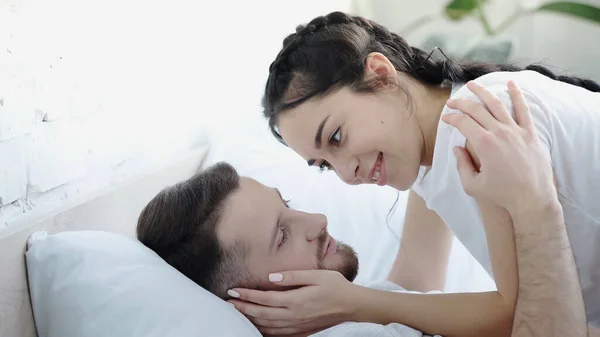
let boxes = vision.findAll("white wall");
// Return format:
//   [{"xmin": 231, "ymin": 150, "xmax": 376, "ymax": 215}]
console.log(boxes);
[
  {"xmin": 0, "ymin": 0, "xmax": 351, "ymax": 234},
  {"xmin": 352, "ymin": 0, "xmax": 600, "ymax": 81}
]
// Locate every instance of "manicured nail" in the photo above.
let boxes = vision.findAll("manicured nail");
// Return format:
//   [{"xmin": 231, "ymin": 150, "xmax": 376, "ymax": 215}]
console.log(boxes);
[
  {"xmin": 269, "ymin": 273, "xmax": 283, "ymax": 282},
  {"xmin": 227, "ymin": 302, "xmax": 236, "ymax": 308},
  {"xmin": 446, "ymin": 99, "xmax": 454, "ymax": 105},
  {"xmin": 227, "ymin": 290, "xmax": 240, "ymax": 298}
]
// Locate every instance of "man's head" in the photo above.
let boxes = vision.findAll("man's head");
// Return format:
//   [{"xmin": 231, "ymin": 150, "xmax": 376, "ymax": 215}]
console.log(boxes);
[{"xmin": 137, "ymin": 162, "xmax": 358, "ymax": 299}]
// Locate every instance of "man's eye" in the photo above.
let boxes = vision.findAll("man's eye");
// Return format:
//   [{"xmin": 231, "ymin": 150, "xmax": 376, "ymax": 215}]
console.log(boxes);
[{"xmin": 278, "ymin": 227, "xmax": 288, "ymax": 247}]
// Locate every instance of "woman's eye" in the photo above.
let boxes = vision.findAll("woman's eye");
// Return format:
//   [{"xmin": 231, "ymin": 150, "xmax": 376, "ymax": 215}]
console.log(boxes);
[
  {"xmin": 318, "ymin": 161, "xmax": 332, "ymax": 173},
  {"xmin": 329, "ymin": 127, "xmax": 341, "ymax": 145}
]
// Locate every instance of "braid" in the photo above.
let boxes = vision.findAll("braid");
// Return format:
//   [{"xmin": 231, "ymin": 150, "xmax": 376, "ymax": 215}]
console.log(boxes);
[
  {"xmin": 523, "ymin": 64, "xmax": 600, "ymax": 92},
  {"xmin": 406, "ymin": 45, "xmax": 600, "ymax": 93}
]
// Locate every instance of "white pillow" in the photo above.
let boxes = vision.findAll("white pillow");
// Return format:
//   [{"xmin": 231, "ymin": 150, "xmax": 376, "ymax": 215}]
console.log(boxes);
[{"xmin": 25, "ymin": 230, "xmax": 261, "ymax": 337}]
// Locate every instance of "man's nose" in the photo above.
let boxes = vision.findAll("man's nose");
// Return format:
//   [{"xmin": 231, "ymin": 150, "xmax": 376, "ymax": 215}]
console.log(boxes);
[{"xmin": 303, "ymin": 213, "xmax": 327, "ymax": 242}]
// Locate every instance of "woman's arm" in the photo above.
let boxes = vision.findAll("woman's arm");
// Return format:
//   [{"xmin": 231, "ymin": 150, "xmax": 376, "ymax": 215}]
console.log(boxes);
[
  {"xmin": 386, "ymin": 190, "xmax": 453, "ymax": 292},
  {"xmin": 232, "ymin": 191, "xmax": 516, "ymax": 337},
  {"xmin": 352, "ymin": 197, "xmax": 517, "ymax": 337}
]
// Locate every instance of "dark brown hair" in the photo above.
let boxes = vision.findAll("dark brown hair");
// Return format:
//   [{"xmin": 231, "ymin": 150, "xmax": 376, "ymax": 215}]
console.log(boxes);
[
  {"xmin": 262, "ymin": 11, "xmax": 600, "ymax": 143},
  {"xmin": 136, "ymin": 162, "xmax": 252, "ymax": 299}
]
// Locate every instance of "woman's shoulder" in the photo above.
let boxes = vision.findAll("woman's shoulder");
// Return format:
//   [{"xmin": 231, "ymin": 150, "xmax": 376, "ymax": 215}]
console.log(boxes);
[{"xmin": 451, "ymin": 70, "xmax": 550, "ymax": 100}]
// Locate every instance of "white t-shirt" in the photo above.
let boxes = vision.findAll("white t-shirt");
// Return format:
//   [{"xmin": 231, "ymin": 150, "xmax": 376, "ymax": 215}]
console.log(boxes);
[{"xmin": 412, "ymin": 70, "xmax": 600, "ymax": 326}]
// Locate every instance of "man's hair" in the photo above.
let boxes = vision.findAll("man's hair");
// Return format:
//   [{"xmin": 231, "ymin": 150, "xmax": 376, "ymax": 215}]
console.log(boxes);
[{"xmin": 137, "ymin": 162, "xmax": 251, "ymax": 298}]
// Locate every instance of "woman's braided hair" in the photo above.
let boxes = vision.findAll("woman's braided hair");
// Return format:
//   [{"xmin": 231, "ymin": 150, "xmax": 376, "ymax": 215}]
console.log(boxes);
[{"xmin": 262, "ymin": 11, "xmax": 600, "ymax": 143}]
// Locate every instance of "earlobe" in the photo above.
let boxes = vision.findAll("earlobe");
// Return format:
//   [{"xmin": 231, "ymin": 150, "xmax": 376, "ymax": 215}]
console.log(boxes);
[{"xmin": 364, "ymin": 52, "xmax": 396, "ymax": 81}]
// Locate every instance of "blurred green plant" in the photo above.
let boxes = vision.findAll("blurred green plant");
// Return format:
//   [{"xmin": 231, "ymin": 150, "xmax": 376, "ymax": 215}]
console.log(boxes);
[
  {"xmin": 402, "ymin": 1, "xmax": 600, "ymax": 63},
  {"xmin": 403, "ymin": 0, "xmax": 600, "ymax": 36}
]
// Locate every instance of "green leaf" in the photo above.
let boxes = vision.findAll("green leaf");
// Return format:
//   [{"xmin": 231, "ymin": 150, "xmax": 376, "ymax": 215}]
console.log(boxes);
[
  {"xmin": 536, "ymin": 1, "xmax": 600, "ymax": 25},
  {"xmin": 445, "ymin": 0, "xmax": 487, "ymax": 21}
]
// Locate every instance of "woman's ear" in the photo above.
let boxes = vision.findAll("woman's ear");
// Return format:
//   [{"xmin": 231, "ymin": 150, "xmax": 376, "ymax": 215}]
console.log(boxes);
[{"xmin": 364, "ymin": 52, "xmax": 397, "ymax": 83}]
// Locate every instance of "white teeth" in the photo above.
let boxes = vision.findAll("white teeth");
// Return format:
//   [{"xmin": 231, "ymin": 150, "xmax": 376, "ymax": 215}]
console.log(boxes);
[{"xmin": 373, "ymin": 170, "xmax": 380, "ymax": 180}]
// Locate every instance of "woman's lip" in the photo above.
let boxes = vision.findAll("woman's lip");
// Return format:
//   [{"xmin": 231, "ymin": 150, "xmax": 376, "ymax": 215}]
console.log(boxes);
[
  {"xmin": 376, "ymin": 153, "xmax": 387, "ymax": 186},
  {"xmin": 368, "ymin": 152, "xmax": 383, "ymax": 181}
]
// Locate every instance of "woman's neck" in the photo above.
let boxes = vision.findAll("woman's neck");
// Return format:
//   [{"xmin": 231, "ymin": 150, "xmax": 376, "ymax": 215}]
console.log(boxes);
[{"xmin": 415, "ymin": 83, "xmax": 452, "ymax": 166}]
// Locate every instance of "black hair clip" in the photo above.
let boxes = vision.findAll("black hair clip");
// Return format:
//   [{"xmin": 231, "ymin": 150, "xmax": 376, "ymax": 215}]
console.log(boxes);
[{"xmin": 424, "ymin": 46, "xmax": 451, "ymax": 64}]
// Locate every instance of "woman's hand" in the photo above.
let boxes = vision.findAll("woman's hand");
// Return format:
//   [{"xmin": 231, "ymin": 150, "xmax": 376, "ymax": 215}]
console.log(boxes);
[{"xmin": 228, "ymin": 270, "xmax": 358, "ymax": 336}]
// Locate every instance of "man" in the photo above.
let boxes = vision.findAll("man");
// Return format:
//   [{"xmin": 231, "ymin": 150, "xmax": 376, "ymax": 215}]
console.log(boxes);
[
  {"xmin": 136, "ymin": 162, "xmax": 434, "ymax": 336},
  {"xmin": 136, "ymin": 162, "xmax": 358, "ymax": 301}
]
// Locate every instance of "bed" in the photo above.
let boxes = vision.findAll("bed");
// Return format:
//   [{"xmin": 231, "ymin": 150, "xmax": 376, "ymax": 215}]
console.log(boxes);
[
  {"xmin": 0, "ymin": 146, "xmax": 209, "ymax": 337},
  {"xmin": 0, "ymin": 137, "xmax": 496, "ymax": 337}
]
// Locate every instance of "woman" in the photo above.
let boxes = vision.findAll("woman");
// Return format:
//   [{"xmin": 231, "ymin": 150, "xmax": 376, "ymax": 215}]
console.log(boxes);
[{"xmin": 231, "ymin": 11, "xmax": 600, "ymax": 337}]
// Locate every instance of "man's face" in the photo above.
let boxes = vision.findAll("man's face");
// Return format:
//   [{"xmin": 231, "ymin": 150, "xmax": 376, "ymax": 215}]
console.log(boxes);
[{"xmin": 217, "ymin": 177, "xmax": 358, "ymax": 289}]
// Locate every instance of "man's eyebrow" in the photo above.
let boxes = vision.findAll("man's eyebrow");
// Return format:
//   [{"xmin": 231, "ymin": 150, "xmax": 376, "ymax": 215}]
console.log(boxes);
[
  {"xmin": 308, "ymin": 115, "xmax": 330, "ymax": 166},
  {"xmin": 269, "ymin": 188, "xmax": 285, "ymax": 251}
]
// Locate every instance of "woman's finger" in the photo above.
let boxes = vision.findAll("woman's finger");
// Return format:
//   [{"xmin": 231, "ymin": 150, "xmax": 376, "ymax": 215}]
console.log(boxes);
[
  {"xmin": 268, "ymin": 269, "xmax": 337, "ymax": 286},
  {"xmin": 466, "ymin": 81, "xmax": 516, "ymax": 125},
  {"xmin": 507, "ymin": 81, "xmax": 534, "ymax": 132},
  {"xmin": 228, "ymin": 288, "xmax": 287, "ymax": 307},
  {"xmin": 250, "ymin": 316, "xmax": 311, "ymax": 328},
  {"xmin": 446, "ymin": 98, "xmax": 498, "ymax": 130},
  {"xmin": 250, "ymin": 317, "xmax": 291, "ymax": 328},
  {"xmin": 228, "ymin": 299, "xmax": 291, "ymax": 320}
]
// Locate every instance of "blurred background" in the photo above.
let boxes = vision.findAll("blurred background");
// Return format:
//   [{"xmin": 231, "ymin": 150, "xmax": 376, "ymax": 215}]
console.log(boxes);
[{"xmin": 2, "ymin": 0, "xmax": 599, "ymax": 237}]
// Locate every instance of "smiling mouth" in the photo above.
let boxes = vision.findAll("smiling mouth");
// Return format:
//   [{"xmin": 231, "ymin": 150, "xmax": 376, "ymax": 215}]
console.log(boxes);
[{"xmin": 369, "ymin": 152, "xmax": 383, "ymax": 183}]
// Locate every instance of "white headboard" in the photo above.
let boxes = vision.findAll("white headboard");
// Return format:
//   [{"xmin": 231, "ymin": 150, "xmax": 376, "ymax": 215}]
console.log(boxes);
[{"xmin": 0, "ymin": 146, "xmax": 209, "ymax": 337}]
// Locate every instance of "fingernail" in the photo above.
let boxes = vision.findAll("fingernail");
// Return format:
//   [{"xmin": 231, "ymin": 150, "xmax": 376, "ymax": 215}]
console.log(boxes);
[
  {"xmin": 446, "ymin": 99, "xmax": 454, "ymax": 105},
  {"xmin": 228, "ymin": 302, "xmax": 236, "ymax": 308},
  {"xmin": 269, "ymin": 273, "xmax": 283, "ymax": 282},
  {"xmin": 227, "ymin": 290, "xmax": 240, "ymax": 298}
]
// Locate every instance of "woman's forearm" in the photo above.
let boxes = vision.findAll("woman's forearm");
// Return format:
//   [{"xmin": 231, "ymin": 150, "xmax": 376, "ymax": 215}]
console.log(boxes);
[{"xmin": 351, "ymin": 288, "xmax": 513, "ymax": 337}]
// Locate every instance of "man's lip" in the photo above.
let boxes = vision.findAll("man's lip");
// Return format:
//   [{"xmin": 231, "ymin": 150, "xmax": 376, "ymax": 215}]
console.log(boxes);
[{"xmin": 323, "ymin": 236, "xmax": 331, "ymax": 258}]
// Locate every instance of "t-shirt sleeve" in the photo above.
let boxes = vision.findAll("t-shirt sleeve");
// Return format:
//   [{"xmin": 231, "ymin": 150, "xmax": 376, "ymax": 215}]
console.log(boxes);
[{"xmin": 443, "ymin": 77, "xmax": 553, "ymax": 157}]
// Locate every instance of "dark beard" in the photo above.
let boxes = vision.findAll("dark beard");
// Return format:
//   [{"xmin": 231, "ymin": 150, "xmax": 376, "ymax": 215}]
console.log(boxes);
[{"xmin": 316, "ymin": 231, "xmax": 359, "ymax": 282}]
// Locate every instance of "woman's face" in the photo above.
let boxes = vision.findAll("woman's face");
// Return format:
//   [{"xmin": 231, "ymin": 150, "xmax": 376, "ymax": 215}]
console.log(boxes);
[{"xmin": 277, "ymin": 54, "xmax": 425, "ymax": 191}]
